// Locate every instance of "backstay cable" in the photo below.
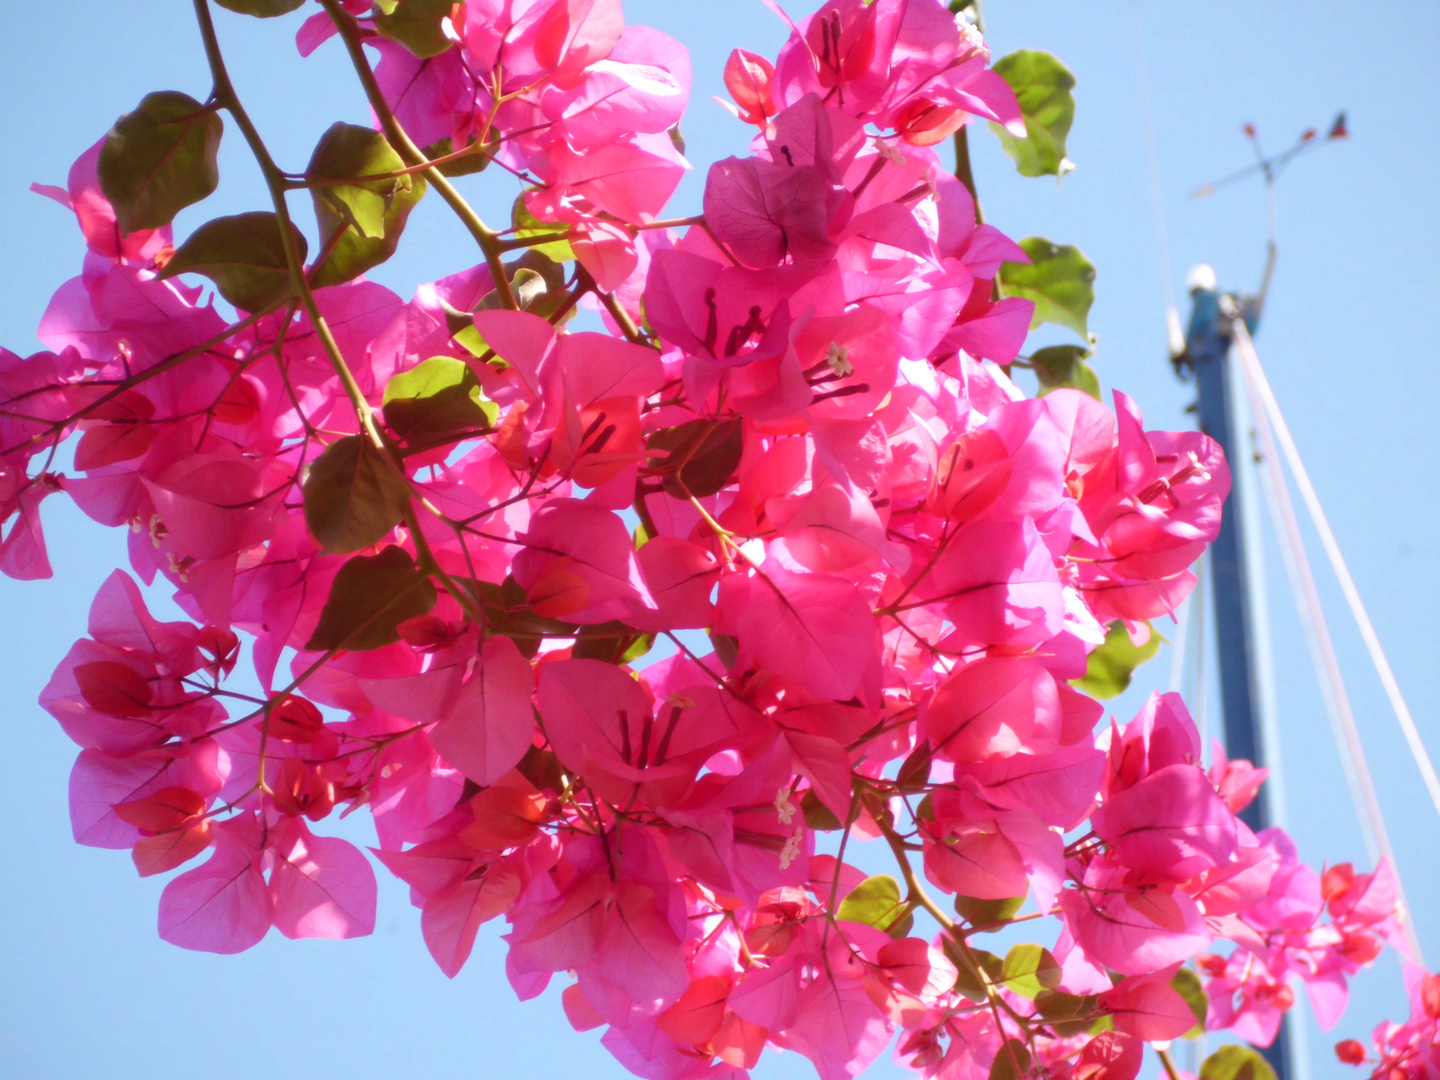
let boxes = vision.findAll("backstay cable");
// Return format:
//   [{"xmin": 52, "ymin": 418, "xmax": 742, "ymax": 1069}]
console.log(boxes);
[
  {"xmin": 1231, "ymin": 316, "xmax": 1440, "ymax": 828},
  {"xmin": 1234, "ymin": 321, "xmax": 1424, "ymax": 963}
]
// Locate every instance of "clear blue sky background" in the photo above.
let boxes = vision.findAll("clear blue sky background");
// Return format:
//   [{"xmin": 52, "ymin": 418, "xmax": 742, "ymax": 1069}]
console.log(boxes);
[{"xmin": 2, "ymin": 3, "xmax": 1437, "ymax": 1079}]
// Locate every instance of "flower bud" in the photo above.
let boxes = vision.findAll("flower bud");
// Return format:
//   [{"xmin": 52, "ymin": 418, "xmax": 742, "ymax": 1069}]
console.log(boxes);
[
  {"xmin": 724, "ymin": 49, "xmax": 775, "ymax": 125},
  {"xmin": 267, "ymin": 694, "xmax": 325, "ymax": 743},
  {"xmin": 1422, "ymin": 973, "xmax": 1440, "ymax": 1020},
  {"xmin": 1338, "ymin": 932, "xmax": 1382, "ymax": 965},
  {"xmin": 1334, "ymin": 1040, "xmax": 1367, "ymax": 1065},
  {"xmin": 1321, "ymin": 862, "xmax": 1355, "ymax": 900}
]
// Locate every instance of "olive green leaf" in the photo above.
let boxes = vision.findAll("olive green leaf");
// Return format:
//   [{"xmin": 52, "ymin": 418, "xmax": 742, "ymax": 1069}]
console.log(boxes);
[
  {"xmin": 307, "ymin": 123, "xmax": 425, "ymax": 287},
  {"xmin": 988, "ymin": 1040, "xmax": 1033, "ymax": 1080},
  {"xmin": 158, "ymin": 211, "xmax": 304, "ymax": 312},
  {"xmin": 645, "ymin": 419, "xmax": 744, "ymax": 498},
  {"xmin": 214, "ymin": 0, "xmax": 305, "ymax": 16},
  {"xmin": 955, "ymin": 893, "xmax": 1027, "ymax": 930},
  {"xmin": 1172, "ymin": 967, "xmax": 1208, "ymax": 1039},
  {"xmin": 512, "ymin": 191, "xmax": 575, "ymax": 262},
  {"xmin": 1200, "ymin": 1045, "xmax": 1277, "ymax": 1080},
  {"xmin": 306, "ymin": 546, "xmax": 438, "ymax": 652},
  {"xmin": 98, "ymin": 91, "xmax": 222, "ymax": 235},
  {"xmin": 375, "ymin": 0, "xmax": 456, "ymax": 58},
  {"xmin": 382, "ymin": 356, "xmax": 497, "ymax": 450},
  {"xmin": 302, "ymin": 435, "xmax": 412, "ymax": 555},
  {"xmin": 1030, "ymin": 344, "xmax": 1101, "ymax": 400}
]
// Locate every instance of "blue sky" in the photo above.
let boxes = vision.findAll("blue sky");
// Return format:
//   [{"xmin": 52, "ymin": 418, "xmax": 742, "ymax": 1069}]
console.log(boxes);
[{"xmin": 2, "ymin": 3, "xmax": 1438, "ymax": 1078}]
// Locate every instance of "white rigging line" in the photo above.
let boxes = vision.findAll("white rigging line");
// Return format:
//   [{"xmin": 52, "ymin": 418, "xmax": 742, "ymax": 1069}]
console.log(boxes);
[
  {"xmin": 1167, "ymin": 591, "xmax": 1190, "ymax": 694},
  {"xmin": 1233, "ymin": 315, "xmax": 1424, "ymax": 964},
  {"xmin": 1229, "ymin": 316, "xmax": 1440, "ymax": 829}
]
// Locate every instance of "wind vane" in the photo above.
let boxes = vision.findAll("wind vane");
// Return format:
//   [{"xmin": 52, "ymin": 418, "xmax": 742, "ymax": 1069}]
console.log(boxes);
[
  {"xmin": 1190, "ymin": 111, "xmax": 1348, "ymax": 199},
  {"xmin": 1177, "ymin": 111, "xmax": 1348, "ymax": 321}
]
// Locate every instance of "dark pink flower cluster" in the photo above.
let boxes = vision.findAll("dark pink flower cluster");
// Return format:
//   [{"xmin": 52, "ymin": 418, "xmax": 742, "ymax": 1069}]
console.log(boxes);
[
  {"xmin": 1197, "ymin": 855, "xmax": 1404, "ymax": 1047},
  {"xmin": 0, "ymin": 1, "xmax": 1404, "ymax": 1077},
  {"xmin": 1336, "ymin": 966, "xmax": 1440, "ymax": 1080}
]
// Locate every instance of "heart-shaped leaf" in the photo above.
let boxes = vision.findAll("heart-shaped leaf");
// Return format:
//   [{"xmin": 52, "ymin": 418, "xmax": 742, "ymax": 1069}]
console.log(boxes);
[
  {"xmin": 836, "ymin": 875, "xmax": 908, "ymax": 933},
  {"xmin": 1000, "ymin": 237, "xmax": 1096, "ymax": 338},
  {"xmin": 1200, "ymin": 1046, "xmax": 1277, "ymax": 1080},
  {"xmin": 989, "ymin": 50, "xmax": 1076, "ymax": 178},
  {"xmin": 213, "ymin": 0, "xmax": 305, "ymax": 15},
  {"xmin": 374, "ymin": 0, "xmax": 456, "ymax": 58},
  {"xmin": 308, "ymin": 123, "xmax": 425, "ymax": 287},
  {"xmin": 1071, "ymin": 620, "xmax": 1161, "ymax": 700},
  {"xmin": 302, "ymin": 435, "xmax": 412, "ymax": 554},
  {"xmin": 646, "ymin": 419, "xmax": 744, "ymax": 498},
  {"xmin": 159, "ymin": 211, "xmax": 305, "ymax": 312},
  {"xmin": 306, "ymin": 546, "xmax": 438, "ymax": 652},
  {"xmin": 98, "ymin": 91, "xmax": 222, "ymax": 234},
  {"xmin": 1031, "ymin": 344, "xmax": 1100, "ymax": 400},
  {"xmin": 382, "ymin": 356, "xmax": 497, "ymax": 449},
  {"xmin": 1000, "ymin": 943, "xmax": 1062, "ymax": 999}
]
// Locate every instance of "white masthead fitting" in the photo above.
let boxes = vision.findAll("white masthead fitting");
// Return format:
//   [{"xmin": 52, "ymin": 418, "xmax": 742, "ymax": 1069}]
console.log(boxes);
[{"xmin": 1186, "ymin": 263, "xmax": 1218, "ymax": 293}]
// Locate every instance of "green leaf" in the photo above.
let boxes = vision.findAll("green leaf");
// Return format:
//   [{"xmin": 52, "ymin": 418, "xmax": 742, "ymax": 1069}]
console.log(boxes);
[
  {"xmin": 835, "ymin": 875, "xmax": 908, "ymax": 933},
  {"xmin": 1030, "ymin": 344, "xmax": 1100, "ymax": 400},
  {"xmin": 98, "ymin": 91, "xmax": 222, "ymax": 235},
  {"xmin": 382, "ymin": 356, "xmax": 497, "ymax": 449},
  {"xmin": 375, "ymin": 0, "xmax": 456, "ymax": 58},
  {"xmin": 306, "ymin": 546, "xmax": 438, "ymax": 652},
  {"xmin": 1071, "ymin": 620, "xmax": 1162, "ymax": 700},
  {"xmin": 213, "ymin": 0, "xmax": 305, "ymax": 16},
  {"xmin": 1000, "ymin": 943, "xmax": 1062, "ymax": 999},
  {"xmin": 801, "ymin": 788, "xmax": 843, "ymax": 831},
  {"xmin": 1034, "ymin": 990, "xmax": 1101, "ymax": 1037},
  {"xmin": 475, "ymin": 265, "xmax": 554, "ymax": 314},
  {"xmin": 645, "ymin": 419, "xmax": 744, "ymax": 498},
  {"xmin": 307, "ymin": 123, "xmax": 425, "ymax": 288},
  {"xmin": 1172, "ymin": 968, "xmax": 1208, "ymax": 1039},
  {"xmin": 515, "ymin": 744, "xmax": 566, "ymax": 794},
  {"xmin": 989, "ymin": 50, "xmax": 1076, "ymax": 178},
  {"xmin": 570, "ymin": 621, "xmax": 655, "ymax": 665},
  {"xmin": 709, "ymin": 631, "xmax": 740, "ymax": 671},
  {"xmin": 421, "ymin": 136, "xmax": 491, "ymax": 177},
  {"xmin": 302, "ymin": 435, "xmax": 412, "ymax": 555},
  {"xmin": 945, "ymin": 944, "xmax": 1004, "ymax": 1002},
  {"xmin": 158, "ymin": 211, "xmax": 303, "ymax": 312},
  {"xmin": 988, "ymin": 1040, "xmax": 1032, "ymax": 1080},
  {"xmin": 999, "ymin": 237, "xmax": 1096, "ymax": 338},
  {"xmin": 955, "ymin": 894, "xmax": 1026, "ymax": 929},
  {"xmin": 1002, "ymin": 236, "xmax": 1088, "ymax": 338},
  {"xmin": 1200, "ymin": 1046, "xmax": 1277, "ymax": 1080},
  {"xmin": 512, "ymin": 191, "xmax": 575, "ymax": 262}
]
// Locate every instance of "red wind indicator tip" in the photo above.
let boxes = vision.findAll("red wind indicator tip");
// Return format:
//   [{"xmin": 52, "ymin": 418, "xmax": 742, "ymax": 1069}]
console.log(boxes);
[{"xmin": 1329, "ymin": 111, "xmax": 1349, "ymax": 139}]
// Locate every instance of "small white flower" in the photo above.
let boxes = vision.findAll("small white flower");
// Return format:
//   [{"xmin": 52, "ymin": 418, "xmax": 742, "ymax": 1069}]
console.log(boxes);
[
  {"xmin": 774, "ymin": 785, "xmax": 796, "ymax": 825},
  {"xmin": 779, "ymin": 826, "xmax": 804, "ymax": 870},
  {"xmin": 825, "ymin": 342, "xmax": 852, "ymax": 378}
]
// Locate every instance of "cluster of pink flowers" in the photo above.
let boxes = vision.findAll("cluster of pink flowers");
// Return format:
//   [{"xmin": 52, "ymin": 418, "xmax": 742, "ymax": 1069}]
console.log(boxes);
[
  {"xmin": 1335, "ymin": 966, "xmax": 1440, "ymax": 1080},
  {"xmin": 0, "ymin": 0, "xmax": 1410, "ymax": 1077},
  {"xmin": 1197, "ymin": 853, "xmax": 1405, "ymax": 1048}
]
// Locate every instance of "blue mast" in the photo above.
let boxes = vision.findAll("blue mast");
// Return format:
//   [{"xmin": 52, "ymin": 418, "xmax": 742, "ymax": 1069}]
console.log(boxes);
[{"xmin": 1175, "ymin": 271, "xmax": 1292, "ymax": 1080}]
